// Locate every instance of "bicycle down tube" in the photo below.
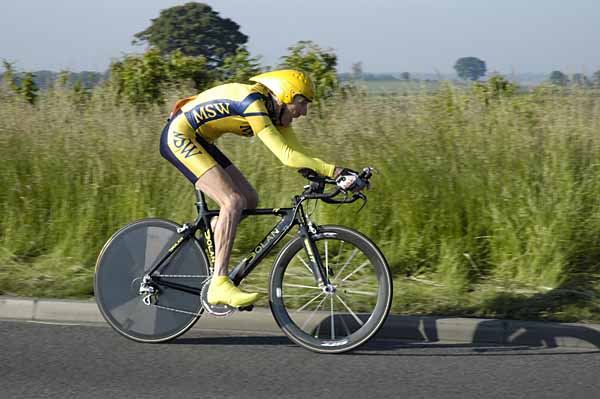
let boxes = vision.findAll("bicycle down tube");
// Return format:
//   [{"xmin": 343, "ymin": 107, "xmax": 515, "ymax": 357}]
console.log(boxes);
[{"xmin": 228, "ymin": 200, "xmax": 330, "ymax": 287}]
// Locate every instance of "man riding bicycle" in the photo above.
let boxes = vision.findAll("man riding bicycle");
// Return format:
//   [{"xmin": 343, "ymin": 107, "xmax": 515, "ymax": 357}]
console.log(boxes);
[{"xmin": 160, "ymin": 69, "xmax": 361, "ymax": 308}]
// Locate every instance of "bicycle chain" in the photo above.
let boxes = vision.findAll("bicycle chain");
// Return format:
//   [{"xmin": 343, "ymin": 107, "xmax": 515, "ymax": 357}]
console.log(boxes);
[
  {"xmin": 144, "ymin": 274, "xmax": 210, "ymax": 316},
  {"xmin": 149, "ymin": 302, "xmax": 203, "ymax": 317}
]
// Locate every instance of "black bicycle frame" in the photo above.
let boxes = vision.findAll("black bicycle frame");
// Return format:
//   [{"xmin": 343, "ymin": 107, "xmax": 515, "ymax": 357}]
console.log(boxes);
[{"xmin": 147, "ymin": 190, "xmax": 329, "ymax": 296}]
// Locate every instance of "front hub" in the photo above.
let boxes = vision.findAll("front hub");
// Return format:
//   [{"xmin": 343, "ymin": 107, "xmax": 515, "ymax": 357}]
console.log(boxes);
[{"xmin": 323, "ymin": 284, "xmax": 337, "ymax": 295}]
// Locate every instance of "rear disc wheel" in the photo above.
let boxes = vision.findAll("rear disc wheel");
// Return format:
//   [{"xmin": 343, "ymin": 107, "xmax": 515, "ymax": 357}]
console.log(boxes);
[{"xmin": 94, "ymin": 218, "xmax": 210, "ymax": 343}]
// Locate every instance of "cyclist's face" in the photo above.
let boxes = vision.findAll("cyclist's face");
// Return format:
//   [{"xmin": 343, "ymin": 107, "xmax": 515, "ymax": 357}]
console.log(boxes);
[
  {"xmin": 289, "ymin": 96, "xmax": 309, "ymax": 117},
  {"xmin": 280, "ymin": 96, "xmax": 309, "ymax": 127}
]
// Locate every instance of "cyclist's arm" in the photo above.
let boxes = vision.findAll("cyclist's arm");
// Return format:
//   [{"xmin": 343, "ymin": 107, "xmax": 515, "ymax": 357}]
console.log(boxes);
[
  {"xmin": 255, "ymin": 125, "xmax": 335, "ymax": 178},
  {"xmin": 276, "ymin": 126, "xmax": 307, "ymax": 153},
  {"xmin": 277, "ymin": 126, "xmax": 344, "ymax": 178},
  {"xmin": 244, "ymin": 101, "xmax": 336, "ymax": 178}
]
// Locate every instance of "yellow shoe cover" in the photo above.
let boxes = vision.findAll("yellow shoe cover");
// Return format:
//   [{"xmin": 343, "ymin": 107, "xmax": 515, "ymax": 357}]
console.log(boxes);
[{"xmin": 207, "ymin": 276, "xmax": 260, "ymax": 307}]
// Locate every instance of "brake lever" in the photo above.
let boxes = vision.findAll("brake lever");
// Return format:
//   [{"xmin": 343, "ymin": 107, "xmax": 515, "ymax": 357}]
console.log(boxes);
[
  {"xmin": 321, "ymin": 192, "xmax": 366, "ymax": 206},
  {"xmin": 355, "ymin": 192, "xmax": 368, "ymax": 212}
]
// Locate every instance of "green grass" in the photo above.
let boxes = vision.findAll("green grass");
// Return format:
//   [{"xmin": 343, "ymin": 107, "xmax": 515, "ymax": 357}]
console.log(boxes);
[{"xmin": 1, "ymin": 81, "xmax": 600, "ymax": 322}]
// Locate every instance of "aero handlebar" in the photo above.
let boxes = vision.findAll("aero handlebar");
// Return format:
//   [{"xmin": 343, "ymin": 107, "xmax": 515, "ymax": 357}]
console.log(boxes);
[{"xmin": 298, "ymin": 167, "xmax": 375, "ymax": 205}]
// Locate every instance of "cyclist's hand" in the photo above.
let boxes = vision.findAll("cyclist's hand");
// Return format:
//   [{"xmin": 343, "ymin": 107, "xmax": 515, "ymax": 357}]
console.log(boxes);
[{"xmin": 335, "ymin": 168, "xmax": 368, "ymax": 193}]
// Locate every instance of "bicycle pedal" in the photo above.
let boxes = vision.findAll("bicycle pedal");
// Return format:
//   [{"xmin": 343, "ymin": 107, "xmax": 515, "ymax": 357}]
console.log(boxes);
[
  {"xmin": 200, "ymin": 283, "xmax": 235, "ymax": 317},
  {"xmin": 237, "ymin": 305, "xmax": 254, "ymax": 312}
]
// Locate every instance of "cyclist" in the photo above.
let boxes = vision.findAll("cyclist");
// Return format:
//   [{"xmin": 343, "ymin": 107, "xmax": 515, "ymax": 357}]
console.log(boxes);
[{"xmin": 159, "ymin": 69, "xmax": 359, "ymax": 308}]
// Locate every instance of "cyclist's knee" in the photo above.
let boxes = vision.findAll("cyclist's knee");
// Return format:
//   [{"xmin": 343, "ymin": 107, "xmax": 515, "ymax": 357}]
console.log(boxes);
[{"xmin": 221, "ymin": 192, "xmax": 246, "ymax": 216}]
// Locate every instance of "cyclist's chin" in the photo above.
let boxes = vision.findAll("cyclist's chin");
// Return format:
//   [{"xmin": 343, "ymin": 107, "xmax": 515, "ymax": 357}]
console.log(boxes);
[
  {"xmin": 284, "ymin": 115, "xmax": 304, "ymax": 127},
  {"xmin": 279, "ymin": 116, "xmax": 293, "ymax": 127}
]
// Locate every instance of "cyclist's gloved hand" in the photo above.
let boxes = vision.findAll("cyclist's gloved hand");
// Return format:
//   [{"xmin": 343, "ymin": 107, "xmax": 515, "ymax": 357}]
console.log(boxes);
[{"xmin": 336, "ymin": 168, "xmax": 367, "ymax": 192}]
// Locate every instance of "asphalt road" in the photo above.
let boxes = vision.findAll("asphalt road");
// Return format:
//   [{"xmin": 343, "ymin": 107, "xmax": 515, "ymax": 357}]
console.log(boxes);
[{"xmin": 1, "ymin": 320, "xmax": 599, "ymax": 399}]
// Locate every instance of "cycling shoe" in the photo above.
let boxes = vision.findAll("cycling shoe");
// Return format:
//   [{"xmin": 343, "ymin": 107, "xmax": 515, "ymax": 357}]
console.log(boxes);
[{"xmin": 207, "ymin": 276, "xmax": 260, "ymax": 308}]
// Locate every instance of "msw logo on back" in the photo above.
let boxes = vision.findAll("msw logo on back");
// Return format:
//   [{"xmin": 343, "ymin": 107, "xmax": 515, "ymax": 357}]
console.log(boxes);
[
  {"xmin": 172, "ymin": 132, "xmax": 203, "ymax": 158},
  {"xmin": 189, "ymin": 102, "xmax": 231, "ymax": 126}
]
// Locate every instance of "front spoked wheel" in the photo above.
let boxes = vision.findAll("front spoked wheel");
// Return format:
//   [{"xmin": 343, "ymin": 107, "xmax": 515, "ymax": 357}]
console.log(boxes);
[
  {"xmin": 269, "ymin": 225, "xmax": 393, "ymax": 353},
  {"xmin": 94, "ymin": 218, "xmax": 210, "ymax": 343}
]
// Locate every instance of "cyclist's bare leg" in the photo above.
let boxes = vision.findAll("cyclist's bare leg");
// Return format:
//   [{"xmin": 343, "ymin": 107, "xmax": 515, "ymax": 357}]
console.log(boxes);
[
  {"xmin": 196, "ymin": 165, "xmax": 260, "ymax": 307},
  {"xmin": 210, "ymin": 164, "xmax": 259, "ymax": 231},
  {"xmin": 225, "ymin": 164, "xmax": 259, "ymax": 209},
  {"xmin": 195, "ymin": 165, "xmax": 245, "ymax": 277}
]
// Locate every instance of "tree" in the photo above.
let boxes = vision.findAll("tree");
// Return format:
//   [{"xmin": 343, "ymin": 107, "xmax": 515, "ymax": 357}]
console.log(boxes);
[
  {"xmin": 548, "ymin": 70, "xmax": 569, "ymax": 86},
  {"xmin": 56, "ymin": 70, "xmax": 70, "ymax": 87},
  {"xmin": 454, "ymin": 57, "xmax": 487, "ymax": 81},
  {"xmin": 351, "ymin": 62, "xmax": 363, "ymax": 80},
  {"xmin": 1, "ymin": 60, "xmax": 20, "ymax": 93},
  {"xmin": 279, "ymin": 40, "xmax": 339, "ymax": 101},
  {"xmin": 216, "ymin": 47, "xmax": 262, "ymax": 84},
  {"xmin": 20, "ymin": 72, "xmax": 39, "ymax": 104},
  {"xmin": 109, "ymin": 48, "xmax": 212, "ymax": 107},
  {"xmin": 571, "ymin": 73, "xmax": 590, "ymax": 87},
  {"xmin": 166, "ymin": 49, "xmax": 212, "ymax": 89},
  {"xmin": 400, "ymin": 72, "xmax": 411, "ymax": 81},
  {"xmin": 133, "ymin": 2, "xmax": 247, "ymax": 67},
  {"xmin": 472, "ymin": 75, "xmax": 518, "ymax": 105},
  {"xmin": 592, "ymin": 70, "xmax": 600, "ymax": 87},
  {"xmin": 1, "ymin": 61, "xmax": 38, "ymax": 104}
]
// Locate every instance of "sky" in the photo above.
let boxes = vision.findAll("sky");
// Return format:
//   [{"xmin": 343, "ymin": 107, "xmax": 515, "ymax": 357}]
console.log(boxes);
[{"xmin": 1, "ymin": 0, "xmax": 599, "ymax": 75}]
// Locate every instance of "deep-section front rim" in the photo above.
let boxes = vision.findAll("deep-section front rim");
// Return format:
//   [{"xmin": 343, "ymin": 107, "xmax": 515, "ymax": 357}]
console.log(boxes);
[
  {"xmin": 94, "ymin": 218, "xmax": 210, "ymax": 343},
  {"xmin": 269, "ymin": 225, "xmax": 393, "ymax": 353}
]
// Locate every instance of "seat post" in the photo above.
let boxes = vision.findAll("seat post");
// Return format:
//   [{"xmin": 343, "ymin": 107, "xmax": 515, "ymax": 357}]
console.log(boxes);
[{"xmin": 195, "ymin": 189, "xmax": 208, "ymax": 213}]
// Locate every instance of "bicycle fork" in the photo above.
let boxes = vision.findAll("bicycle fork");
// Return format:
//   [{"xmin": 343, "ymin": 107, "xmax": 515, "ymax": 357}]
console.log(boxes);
[{"xmin": 299, "ymin": 224, "xmax": 332, "ymax": 290}]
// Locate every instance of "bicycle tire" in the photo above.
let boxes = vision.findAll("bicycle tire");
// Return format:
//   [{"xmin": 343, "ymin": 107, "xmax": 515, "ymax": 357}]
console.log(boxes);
[
  {"xmin": 269, "ymin": 225, "xmax": 393, "ymax": 353},
  {"xmin": 94, "ymin": 218, "xmax": 210, "ymax": 343}
]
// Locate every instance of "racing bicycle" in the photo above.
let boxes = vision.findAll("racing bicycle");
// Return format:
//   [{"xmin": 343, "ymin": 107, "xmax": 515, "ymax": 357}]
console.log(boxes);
[{"xmin": 94, "ymin": 167, "xmax": 393, "ymax": 353}]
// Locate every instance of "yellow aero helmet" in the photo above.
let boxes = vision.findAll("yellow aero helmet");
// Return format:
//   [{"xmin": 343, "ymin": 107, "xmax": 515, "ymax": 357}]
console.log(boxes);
[{"xmin": 249, "ymin": 69, "xmax": 315, "ymax": 104}]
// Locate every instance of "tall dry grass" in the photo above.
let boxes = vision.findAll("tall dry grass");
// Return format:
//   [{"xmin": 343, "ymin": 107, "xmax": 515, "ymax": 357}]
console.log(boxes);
[{"xmin": 1, "ymin": 81, "xmax": 599, "ymax": 320}]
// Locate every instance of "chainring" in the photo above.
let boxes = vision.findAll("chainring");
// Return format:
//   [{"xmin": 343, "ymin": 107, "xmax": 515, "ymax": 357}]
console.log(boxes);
[{"xmin": 200, "ymin": 282, "xmax": 235, "ymax": 317}]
